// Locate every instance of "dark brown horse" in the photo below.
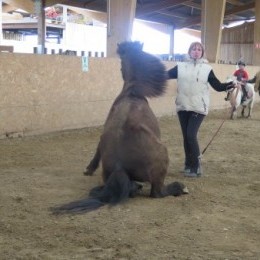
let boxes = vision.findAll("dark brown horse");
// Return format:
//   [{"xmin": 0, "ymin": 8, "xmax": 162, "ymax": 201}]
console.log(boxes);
[{"xmin": 52, "ymin": 41, "xmax": 187, "ymax": 214}]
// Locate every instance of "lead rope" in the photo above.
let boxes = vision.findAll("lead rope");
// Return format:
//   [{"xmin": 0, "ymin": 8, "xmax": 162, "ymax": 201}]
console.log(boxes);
[
  {"xmin": 201, "ymin": 117, "xmax": 226, "ymax": 155},
  {"xmin": 201, "ymin": 83, "xmax": 239, "ymax": 155}
]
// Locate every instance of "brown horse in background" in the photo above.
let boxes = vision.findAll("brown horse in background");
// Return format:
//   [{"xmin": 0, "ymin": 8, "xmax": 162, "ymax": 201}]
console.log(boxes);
[{"xmin": 52, "ymin": 41, "xmax": 187, "ymax": 214}]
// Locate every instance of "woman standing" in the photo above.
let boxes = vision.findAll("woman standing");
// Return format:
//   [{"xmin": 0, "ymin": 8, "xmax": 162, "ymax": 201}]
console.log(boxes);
[{"xmin": 168, "ymin": 42, "xmax": 235, "ymax": 177}]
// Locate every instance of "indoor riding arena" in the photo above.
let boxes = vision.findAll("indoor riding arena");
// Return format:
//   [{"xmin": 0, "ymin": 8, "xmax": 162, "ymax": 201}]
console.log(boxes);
[
  {"xmin": 1, "ymin": 0, "xmax": 260, "ymax": 259},
  {"xmin": 1, "ymin": 52, "xmax": 260, "ymax": 259}
]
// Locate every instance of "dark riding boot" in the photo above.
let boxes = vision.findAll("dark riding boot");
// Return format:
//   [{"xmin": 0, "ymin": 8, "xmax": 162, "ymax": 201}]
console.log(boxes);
[{"xmin": 241, "ymin": 86, "xmax": 247, "ymax": 102}]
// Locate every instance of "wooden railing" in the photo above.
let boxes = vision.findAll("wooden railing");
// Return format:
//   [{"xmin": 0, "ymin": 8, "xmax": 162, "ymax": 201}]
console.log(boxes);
[
  {"xmin": 0, "ymin": 45, "xmax": 14, "ymax": 53},
  {"xmin": 33, "ymin": 47, "xmax": 105, "ymax": 57}
]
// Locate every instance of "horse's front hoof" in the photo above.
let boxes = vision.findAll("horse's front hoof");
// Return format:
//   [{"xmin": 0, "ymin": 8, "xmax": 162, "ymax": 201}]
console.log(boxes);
[
  {"xmin": 167, "ymin": 182, "xmax": 188, "ymax": 196},
  {"xmin": 83, "ymin": 168, "xmax": 94, "ymax": 176}
]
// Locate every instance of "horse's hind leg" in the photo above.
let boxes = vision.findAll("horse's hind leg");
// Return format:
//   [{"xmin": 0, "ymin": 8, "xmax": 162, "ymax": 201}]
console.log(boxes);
[
  {"xmin": 230, "ymin": 107, "xmax": 236, "ymax": 120},
  {"xmin": 241, "ymin": 106, "xmax": 246, "ymax": 117},
  {"xmin": 247, "ymin": 102, "xmax": 253, "ymax": 118},
  {"xmin": 247, "ymin": 108, "xmax": 253, "ymax": 118},
  {"xmin": 129, "ymin": 182, "xmax": 143, "ymax": 198},
  {"xmin": 150, "ymin": 176, "xmax": 165, "ymax": 198},
  {"xmin": 83, "ymin": 143, "xmax": 101, "ymax": 176}
]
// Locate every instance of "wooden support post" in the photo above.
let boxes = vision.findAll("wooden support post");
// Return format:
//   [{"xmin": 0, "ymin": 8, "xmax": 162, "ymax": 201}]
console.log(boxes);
[
  {"xmin": 107, "ymin": 0, "xmax": 137, "ymax": 57},
  {"xmin": 35, "ymin": 0, "xmax": 46, "ymax": 54},
  {"xmin": 0, "ymin": 0, "xmax": 2, "ymax": 44},
  {"xmin": 168, "ymin": 25, "xmax": 174, "ymax": 60},
  {"xmin": 253, "ymin": 0, "xmax": 260, "ymax": 65},
  {"xmin": 201, "ymin": 0, "xmax": 226, "ymax": 63}
]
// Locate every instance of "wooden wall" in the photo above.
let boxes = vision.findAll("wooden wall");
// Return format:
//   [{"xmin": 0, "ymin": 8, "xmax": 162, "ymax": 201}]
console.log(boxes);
[
  {"xmin": 219, "ymin": 22, "xmax": 256, "ymax": 65},
  {"xmin": 0, "ymin": 53, "xmax": 259, "ymax": 139}
]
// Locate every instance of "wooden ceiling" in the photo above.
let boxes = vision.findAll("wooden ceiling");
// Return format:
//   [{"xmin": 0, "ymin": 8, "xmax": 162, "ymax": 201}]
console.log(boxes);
[{"xmin": 2, "ymin": 0, "xmax": 256, "ymax": 30}]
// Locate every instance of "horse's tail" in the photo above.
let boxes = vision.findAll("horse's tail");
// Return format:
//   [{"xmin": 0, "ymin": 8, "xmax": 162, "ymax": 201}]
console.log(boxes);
[
  {"xmin": 51, "ymin": 197, "xmax": 105, "ymax": 214},
  {"xmin": 51, "ymin": 167, "xmax": 136, "ymax": 214}
]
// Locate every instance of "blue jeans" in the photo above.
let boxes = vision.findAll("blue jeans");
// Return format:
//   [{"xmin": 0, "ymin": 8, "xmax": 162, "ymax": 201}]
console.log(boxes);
[{"xmin": 177, "ymin": 111, "xmax": 205, "ymax": 171}]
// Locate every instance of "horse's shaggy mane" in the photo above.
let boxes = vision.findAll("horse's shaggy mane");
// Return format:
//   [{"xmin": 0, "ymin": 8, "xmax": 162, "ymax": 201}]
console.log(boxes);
[{"xmin": 117, "ymin": 41, "xmax": 167, "ymax": 98}]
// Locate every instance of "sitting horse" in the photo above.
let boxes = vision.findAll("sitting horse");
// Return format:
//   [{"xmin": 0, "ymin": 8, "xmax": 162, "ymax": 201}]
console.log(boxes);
[
  {"xmin": 52, "ymin": 41, "xmax": 187, "ymax": 214},
  {"xmin": 226, "ymin": 77, "xmax": 255, "ymax": 119}
]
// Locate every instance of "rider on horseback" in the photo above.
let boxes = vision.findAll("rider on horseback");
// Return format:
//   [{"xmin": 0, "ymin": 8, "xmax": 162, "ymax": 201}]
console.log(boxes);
[{"xmin": 225, "ymin": 61, "xmax": 249, "ymax": 102}]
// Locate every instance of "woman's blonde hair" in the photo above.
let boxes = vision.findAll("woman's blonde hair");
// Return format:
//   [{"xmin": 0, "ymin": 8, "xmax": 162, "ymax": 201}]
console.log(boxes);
[{"xmin": 188, "ymin": 42, "xmax": 205, "ymax": 58}]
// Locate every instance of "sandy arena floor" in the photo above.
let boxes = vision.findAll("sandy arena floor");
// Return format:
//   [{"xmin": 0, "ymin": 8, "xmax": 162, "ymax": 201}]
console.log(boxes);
[{"xmin": 0, "ymin": 102, "xmax": 260, "ymax": 260}]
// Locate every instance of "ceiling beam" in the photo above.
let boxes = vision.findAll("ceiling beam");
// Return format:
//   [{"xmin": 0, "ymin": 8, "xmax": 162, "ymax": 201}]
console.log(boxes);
[
  {"xmin": 182, "ymin": 1, "xmax": 201, "ymax": 10},
  {"xmin": 226, "ymin": 0, "xmax": 243, "ymax": 6},
  {"xmin": 157, "ymin": 9, "xmax": 187, "ymax": 19},
  {"xmin": 2, "ymin": 4, "xmax": 17, "ymax": 13},
  {"xmin": 225, "ymin": 2, "xmax": 255, "ymax": 15},
  {"xmin": 59, "ymin": 0, "xmax": 106, "ymax": 12},
  {"xmin": 67, "ymin": 5, "xmax": 106, "ymax": 23},
  {"xmin": 2, "ymin": 0, "xmax": 34, "ymax": 13},
  {"xmin": 176, "ymin": 2, "xmax": 255, "ymax": 29},
  {"xmin": 46, "ymin": 0, "xmax": 64, "ymax": 7},
  {"xmin": 225, "ymin": 13, "xmax": 247, "ymax": 21},
  {"xmin": 2, "ymin": 0, "xmax": 256, "ymax": 31},
  {"xmin": 136, "ymin": 14, "xmax": 177, "ymax": 26},
  {"xmin": 136, "ymin": 0, "xmax": 190, "ymax": 18},
  {"xmin": 2, "ymin": 0, "xmax": 63, "ymax": 13}
]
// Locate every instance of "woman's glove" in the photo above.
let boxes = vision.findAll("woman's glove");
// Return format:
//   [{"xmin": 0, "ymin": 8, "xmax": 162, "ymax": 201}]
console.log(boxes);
[{"xmin": 226, "ymin": 80, "xmax": 238, "ymax": 90}]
